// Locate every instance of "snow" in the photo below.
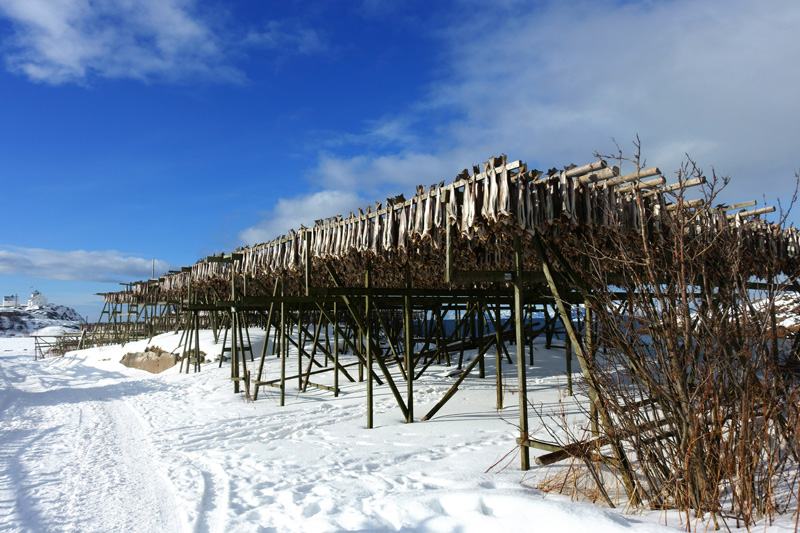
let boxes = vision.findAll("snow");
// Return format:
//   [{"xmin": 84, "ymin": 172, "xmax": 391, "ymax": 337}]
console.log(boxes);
[{"xmin": 0, "ymin": 331, "xmax": 795, "ymax": 532}]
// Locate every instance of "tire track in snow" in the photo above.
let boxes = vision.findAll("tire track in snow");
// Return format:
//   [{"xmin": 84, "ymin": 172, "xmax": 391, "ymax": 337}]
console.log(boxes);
[{"xmin": 0, "ymin": 352, "xmax": 182, "ymax": 532}]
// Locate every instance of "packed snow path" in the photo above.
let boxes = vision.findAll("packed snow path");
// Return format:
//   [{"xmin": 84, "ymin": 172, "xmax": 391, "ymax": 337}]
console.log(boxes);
[
  {"xmin": 0, "ymin": 346, "xmax": 182, "ymax": 531},
  {"xmin": 0, "ymin": 334, "xmax": 692, "ymax": 532}
]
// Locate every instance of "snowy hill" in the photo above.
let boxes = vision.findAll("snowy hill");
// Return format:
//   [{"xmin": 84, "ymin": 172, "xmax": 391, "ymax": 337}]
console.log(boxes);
[{"xmin": 0, "ymin": 303, "xmax": 85, "ymax": 337}]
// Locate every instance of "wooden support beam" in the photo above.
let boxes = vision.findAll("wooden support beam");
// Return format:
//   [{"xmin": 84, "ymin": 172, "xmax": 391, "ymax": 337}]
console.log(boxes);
[
  {"xmin": 366, "ymin": 263, "xmax": 373, "ymax": 429},
  {"xmin": 530, "ymin": 233, "xmax": 639, "ymax": 502},
  {"xmin": 642, "ymin": 176, "xmax": 705, "ymax": 196},
  {"xmin": 513, "ymin": 234, "xmax": 530, "ymax": 471},
  {"xmin": 420, "ymin": 336, "xmax": 496, "ymax": 421},
  {"xmin": 280, "ymin": 278, "xmax": 286, "ymax": 406},
  {"xmin": 404, "ymin": 268, "xmax": 414, "ymax": 423},
  {"xmin": 727, "ymin": 205, "xmax": 775, "ymax": 219},
  {"xmin": 325, "ymin": 262, "xmax": 409, "ymax": 420},
  {"xmin": 314, "ymin": 304, "xmax": 382, "ymax": 385}
]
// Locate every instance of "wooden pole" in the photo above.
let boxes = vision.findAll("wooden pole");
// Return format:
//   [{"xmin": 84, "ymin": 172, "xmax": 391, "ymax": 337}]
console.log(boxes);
[
  {"xmin": 280, "ymin": 277, "xmax": 286, "ymax": 407},
  {"xmin": 477, "ymin": 299, "xmax": 485, "ymax": 378},
  {"xmin": 495, "ymin": 292, "xmax": 503, "ymax": 410},
  {"xmin": 531, "ymin": 234, "xmax": 638, "ymax": 500},
  {"xmin": 404, "ymin": 268, "xmax": 414, "ymax": 423},
  {"xmin": 334, "ymin": 301, "xmax": 339, "ymax": 397},
  {"xmin": 366, "ymin": 263, "xmax": 373, "ymax": 429},
  {"xmin": 513, "ymin": 233, "xmax": 530, "ymax": 471}
]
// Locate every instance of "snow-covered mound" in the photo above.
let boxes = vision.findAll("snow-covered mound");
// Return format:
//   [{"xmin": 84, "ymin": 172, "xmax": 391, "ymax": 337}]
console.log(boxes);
[{"xmin": 0, "ymin": 303, "xmax": 85, "ymax": 337}]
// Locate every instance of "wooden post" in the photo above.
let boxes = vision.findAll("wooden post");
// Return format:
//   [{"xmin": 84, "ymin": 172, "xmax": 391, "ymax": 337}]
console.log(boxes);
[
  {"xmin": 565, "ymin": 329, "xmax": 573, "ymax": 396},
  {"xmin": 325, "ymin": 262, "xmax": 408, "ymax": 419},
  {"xmin": 254, "ymin": 279, "xmax": 279, "ymax": 400},
  {"xmin": 193, "ymin": 309, "xmax": 201, "ymax": 373},
  {"xmin": 231, "ymin": 307, "xmax": 240, "ymax": 393},
  {"xmin": 404, "ymin": 268, "xmax": 414, "ymax": 423},
  {"xmin": 445, "ymin": 197, "xmax": 454, "ymax": 284},
  {"xmin": 304, "ymin": 230, "xmax": 311, "ymax": 296},
  {"xmin": 366, "ymin": 263, "xmax": 373, "ymax": 429},
  {"xmin": 477, "ymin": 299, "xmax": 485, "ymax": 379},
  {"xmin": 585, "ymin": 299, "xmax": 598, "ymax": 434},
  {"xmin": 495, "ymin": 292, "xmax": 503, "ymax": 410},
  {"xmin": 280, "ymin": 277, "xmax": 286, "ymax": 407},
  {"xmin": 531, "ymin": 234, "xmax": 638, "ymax": 500},
  {"xmin": 513, "ymin": 233, "xmax": 530, "ymax": 471},
  {"xmin": 334, "ymin": 301, "xmax": 339, "ymax": 397}
]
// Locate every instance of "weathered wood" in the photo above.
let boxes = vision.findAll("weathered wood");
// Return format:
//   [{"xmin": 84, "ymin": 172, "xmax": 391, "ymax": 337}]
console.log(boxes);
[
  {"xmin": 420, "ymin": 336, "xmax": 496, "ymax": 421},
  {"xmin": 727, "ymin": 205, "xmax": 775, "ymax": 219},
  {"xmin": 404, "ymin": 268, "xmax": 414, "ymax": 423},
  {"xmin": 531, "ymin": 233, "xmax": 639, "ymax": 502},
  {"xmin": 366, "ymin": 263, "xmax": 373, "ymax": 429},
  {"xmin": 326, "ymin": 263, "xmax": 409, "ymax": 420},
  {"xmin": 513, "ymin": 234, "xmax": 530, "ymax": 471}
]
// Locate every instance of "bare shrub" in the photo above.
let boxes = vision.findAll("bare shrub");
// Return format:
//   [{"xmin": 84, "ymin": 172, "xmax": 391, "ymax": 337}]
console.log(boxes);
[{"xmin": 539, "ymin": 151, "xmax": 800, "ymax": 530}]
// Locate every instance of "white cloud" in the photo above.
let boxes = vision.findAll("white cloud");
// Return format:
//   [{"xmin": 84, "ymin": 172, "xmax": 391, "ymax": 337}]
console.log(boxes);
[
  {"xmin": 243, "ymin": 21, "xmax": 327, "ymax": 56},
  {"xmin": 0, "ymin": 0, "xmax": 240, "ymax": 84},
  {"xmin": 0, "ymin": 245, "xmax": 177, "ymax": 282},
  {"xmin": 303, "ymin": 0, "xmax": 800, "ymax": 214},
  {"xmin": 238, "ymin": 190, "xmax": 367, "ymax": 245}
]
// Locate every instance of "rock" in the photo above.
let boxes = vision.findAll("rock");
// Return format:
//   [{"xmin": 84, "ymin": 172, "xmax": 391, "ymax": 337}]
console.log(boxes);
[{"xmin": 120, "ymin": 349, "xmax": 179, "ymax": 374}]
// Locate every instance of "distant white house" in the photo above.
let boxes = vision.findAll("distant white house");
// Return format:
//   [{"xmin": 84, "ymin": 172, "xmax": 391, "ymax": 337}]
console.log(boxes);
[
  {"xmin": 2, "ymin": 294, "xmax": 18, "ymax": 307},
  {"xmin": 27, "ymin": 290, "xmax": 47, "ymax": 308}
]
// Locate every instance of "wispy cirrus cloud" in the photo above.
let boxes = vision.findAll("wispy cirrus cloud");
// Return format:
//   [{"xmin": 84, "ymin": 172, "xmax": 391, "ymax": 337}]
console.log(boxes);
[
  {"xmin": 243, "ymin": 20, "xmax": 327, "ymax": 56},
  {"xmin": 0, "ymin": 0, "xmax": 329, "ymax": 85},
  {"xmin": 238, "ymin": 190, "xmax": 367, "ymax": 245},
  {"xmin": 295, "ymin": 0, "xmax": 800, "ymax": 221},
  {"xmin": 0, "ymin": 245, "xmax": 178, "ymax": 282},
  {"xmin": 0, "ymin": 0, "xmax": 236, "ymax": 84}
]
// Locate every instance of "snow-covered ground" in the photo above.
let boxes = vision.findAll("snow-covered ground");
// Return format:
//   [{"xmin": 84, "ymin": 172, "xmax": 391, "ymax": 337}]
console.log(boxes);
[
  {"xmin": 0, "ymin": 331, "xmax": 796, "ymax": 532},
  {"xmin": 0, "ymin": 303, "xmax": 84, "ymax": 338}
]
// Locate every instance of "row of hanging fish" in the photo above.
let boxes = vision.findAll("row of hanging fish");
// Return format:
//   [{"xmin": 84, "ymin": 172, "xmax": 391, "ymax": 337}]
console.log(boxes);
[{"xmin": 105, "ymin": 154, "xmax": 799, "ymax": 302}]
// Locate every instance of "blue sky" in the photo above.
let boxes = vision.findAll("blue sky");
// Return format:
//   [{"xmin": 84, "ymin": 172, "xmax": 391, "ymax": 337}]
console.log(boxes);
[{"xmin": 0, "ymin": 0, "xmax": 798, "ymax": 321}]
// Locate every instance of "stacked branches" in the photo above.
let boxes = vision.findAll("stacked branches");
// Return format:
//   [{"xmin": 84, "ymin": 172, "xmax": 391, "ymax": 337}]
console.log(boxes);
[{"xmin": 553, "ymin": 161, "xmax": 800, "ymax": 528}]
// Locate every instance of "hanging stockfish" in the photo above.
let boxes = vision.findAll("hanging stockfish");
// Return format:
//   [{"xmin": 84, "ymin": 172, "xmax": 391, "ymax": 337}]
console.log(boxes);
[
  {"xmin": 267, "ymin": 245, "xmax": 276, "ymax": 271},
  {"xmin": 568, "ymin": 176, "xmax": 580, "ymax": 226},
  {"xmin": 421, "ymin": 185, "xmax": 434, "ymax": 241},
  {"xmin": 368, "ymin": 205, "xmax": 379, "ymax": 255},
  {"xmin": 365, "ymin": 209, "xmax": 373, "ymax": 251},
  {"xmin": 311, "ymin": 223, "xmax": 323, "ymax": 258},
  {"xmin": 380, "ymin": 207, "xmax": 391, "ymax": 252},
  {"xmin": 408, "ymin": 202, "xmax": 417, "ymax": 248},
  {"xmin": 497, "ymin": 155, "xmax": 512, "ymax": 223},
  {"xmin": 332, "ymin": 216, "xmax": 344, "ymax": 258},
  {"xmin": 348, "ymin": 215, "xmax": 357, "ymax": 253},
  {"xmin": 298, "ymin": 230, "xmax": 308, "ymax": 269},
  {"xmin": 516, "ymin": 175, "xmax": 528, "ymax": 230},
  {"xmin": 480, "ymin": 162, "xmax": 493, "ymax": 222},
  {"xmin": 318, "ymin": 221, "xmax": 329, "ymax": 257},
  {"xmin": 412, "ymin": 185, "xmax": 425, "ymax": 239},
  {"xmin": 446, "ymin": 183, "xmax": 459, "ymax": 226},
  {"xmin": 544, "ymin": 178, "xmax": 555, "ymax": 225},
  {"xmin": 461, "ymin": 175, "xmax": 474, "ymax": 239},
  {"xmin": 431, "ymin": 185, "xmax": 444, "ymax": 248},
  {"xmin": 397, "ymin": 205, "xmax": 408, "ymax": 252},
  {"xmin": 470, "ymin": 167, "xmax": 482, "ymax": 230},
  {"xmin": 582, "ymin": 182, "xmax": 593, "ymax": 227},
  {"xmin": 525, "ymin": 181, "xmax": 538, "ymax": 232},
  {"xmin": 288, "ymin": 231, "xmax": 298, "ymax": 269}
]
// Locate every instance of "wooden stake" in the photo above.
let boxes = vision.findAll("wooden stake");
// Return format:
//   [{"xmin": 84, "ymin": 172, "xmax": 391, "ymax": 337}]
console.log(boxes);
[
  {"xmin": 404, "ymin": 268, "xmax": 414, "ymax": 423},
  {"xmin": 513, "ymin": 234, "xmax": 531, "ymax": 471}
]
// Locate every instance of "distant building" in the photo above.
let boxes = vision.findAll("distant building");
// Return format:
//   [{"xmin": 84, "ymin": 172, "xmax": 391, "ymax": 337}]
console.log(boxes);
[
  {"xmin": 2, "ymin": 295, "xmax": 18, "ymax": 307},
  {"xmin": 27, "ymin": 290, "xmax": 47, "ymax": 308}
]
